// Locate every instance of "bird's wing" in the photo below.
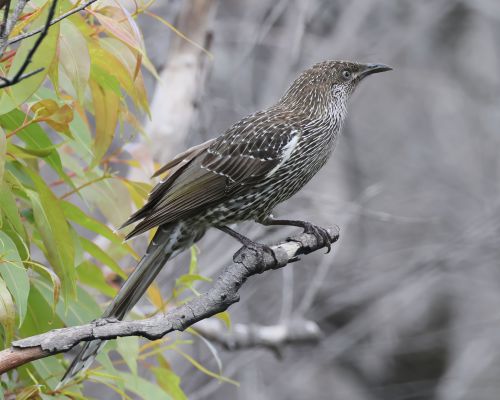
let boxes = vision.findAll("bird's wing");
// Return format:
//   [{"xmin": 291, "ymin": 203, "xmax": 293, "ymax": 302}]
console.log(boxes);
[{"xmin": 122, "ymin": 114, "xmax": 302, "ymax": 239}]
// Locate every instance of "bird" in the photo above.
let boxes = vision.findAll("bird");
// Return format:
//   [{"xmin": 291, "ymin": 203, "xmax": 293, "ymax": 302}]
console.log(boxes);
[{"xmin": 60, "ymin": 60, "xmax": 392, "ymax": 385}]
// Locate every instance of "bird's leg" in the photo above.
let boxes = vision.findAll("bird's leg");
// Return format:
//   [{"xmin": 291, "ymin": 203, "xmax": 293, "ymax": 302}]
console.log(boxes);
[
  {"xmin": 217, "ymin": 226, "xmax": 277, "ymax": 266},
  {"xmin": 259, "ymin": 215, "xmax": 333, "ymax": 253}
]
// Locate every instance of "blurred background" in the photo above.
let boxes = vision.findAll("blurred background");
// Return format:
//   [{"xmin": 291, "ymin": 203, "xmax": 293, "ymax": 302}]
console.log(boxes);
[{"xmin": 127, "ymin": 0, "xmax": 500, "ymax": 399}]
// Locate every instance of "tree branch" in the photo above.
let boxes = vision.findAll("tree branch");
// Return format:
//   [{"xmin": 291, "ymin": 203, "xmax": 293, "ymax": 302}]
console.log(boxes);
[
  {"xmin": 0, "ymin": 228, "xmax": 339, "ymax": 375},
  {"xmin": 193, "ymin": 318, "xmax": 323, "ymax": 354}
]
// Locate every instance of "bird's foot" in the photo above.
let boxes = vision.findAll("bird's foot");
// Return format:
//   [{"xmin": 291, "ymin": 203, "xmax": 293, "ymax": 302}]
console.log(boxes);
[
  {"xmin": 286, "ymin": 222, "xmax": 332, "ymax": 254},
  {"xmin": 303, "ymin": 222, "xmax": 332, "ymax": 253}
]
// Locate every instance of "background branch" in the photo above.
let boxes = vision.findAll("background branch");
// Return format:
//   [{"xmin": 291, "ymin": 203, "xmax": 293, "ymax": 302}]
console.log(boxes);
[
  {"xmin": 193, "ymin": 318, "xmax": 323, "ymax": 354},
  {"xmin": 0, "ymin": 228, "xmax": 339, "ymax": 375}
]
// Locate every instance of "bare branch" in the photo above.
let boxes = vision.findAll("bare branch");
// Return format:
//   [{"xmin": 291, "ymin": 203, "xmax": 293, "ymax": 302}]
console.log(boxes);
[
  {"xmin": 0, "ymin": 228, "xmax": 339, "ymax": 375},
  {"xmin": 193, "ymin": 318, "xmax": 323, "ymax": 353}
]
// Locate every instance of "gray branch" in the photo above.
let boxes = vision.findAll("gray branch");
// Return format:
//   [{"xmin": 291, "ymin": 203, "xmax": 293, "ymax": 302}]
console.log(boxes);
[
  {"xmin": 193, "ymin": 318, "xmax": 323, "ymax": 353},
  {"xmin": 0, "ymin": 228, "xmax": 339, "ymax": 374}
]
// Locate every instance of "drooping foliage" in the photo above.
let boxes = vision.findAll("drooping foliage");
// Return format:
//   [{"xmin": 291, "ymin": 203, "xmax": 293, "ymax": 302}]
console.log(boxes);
[{"xmin": 0, "ymin": 1, "xmax": 232, "ymax": 398}]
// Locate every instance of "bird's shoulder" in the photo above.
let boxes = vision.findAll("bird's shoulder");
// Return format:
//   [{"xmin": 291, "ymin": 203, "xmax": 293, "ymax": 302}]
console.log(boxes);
[{"xmin": 206, "ymin": 109, "xmax": 304, "ymax": 161}]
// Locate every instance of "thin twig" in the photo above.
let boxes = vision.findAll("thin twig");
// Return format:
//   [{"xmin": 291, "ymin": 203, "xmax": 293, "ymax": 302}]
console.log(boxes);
[
  {"xmin": 0, "ymin": 228, "xmax": 339, "ymax": 375},
  {"xmin": 6, "ymin": 0, "xmax": 99, "ymax": 46},
  {"xmin": 0, "ymin": 0, "xmax": 28, "ymax": 53},
  {"xmin": 0, "ymin": 0, "xmax": 59, "ymax": 89},
  {"xmin": 0, "ymin": 0, "xmax": 11, "ymax": 38}
]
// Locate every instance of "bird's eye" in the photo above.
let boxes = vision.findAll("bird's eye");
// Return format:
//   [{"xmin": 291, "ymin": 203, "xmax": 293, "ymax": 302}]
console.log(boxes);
[{"xmin": 342, "ymin": 70, "xmax": 352, "ymax": 80}]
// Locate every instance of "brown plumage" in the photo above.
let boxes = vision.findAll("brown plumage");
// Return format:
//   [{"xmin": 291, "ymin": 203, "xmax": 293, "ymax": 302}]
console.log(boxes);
[{"xmin": 60, "ymin": 60, "xmax": 391, "ymax": 386}]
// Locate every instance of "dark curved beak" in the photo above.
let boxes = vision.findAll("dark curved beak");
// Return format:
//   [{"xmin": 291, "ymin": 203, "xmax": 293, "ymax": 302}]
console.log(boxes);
[{"xmin": 357, "ymin": 63, "xmax": 393, "ymax": 79}]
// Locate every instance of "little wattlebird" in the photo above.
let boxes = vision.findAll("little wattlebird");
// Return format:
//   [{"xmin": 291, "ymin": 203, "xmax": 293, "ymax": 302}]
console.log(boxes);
[{"xmin": 60, "ymin": 60, "xmax": 391, "ymax": 385}]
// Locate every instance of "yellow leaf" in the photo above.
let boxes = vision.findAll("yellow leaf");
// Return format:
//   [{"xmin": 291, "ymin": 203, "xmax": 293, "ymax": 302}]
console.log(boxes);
[
  {"xmin": 89, "ymin": 81, "xmax": 120, "ymax": 165},
  {"xmin": 214, "ymin": 311, "xmax": 232, "ymax": 330},
  {"xmin": 146, "ymin": 283, "xmax": 164, "ymax": 310}
]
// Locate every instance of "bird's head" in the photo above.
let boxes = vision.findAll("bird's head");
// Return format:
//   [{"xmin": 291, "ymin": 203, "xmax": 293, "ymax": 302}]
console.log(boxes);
[{"xmin": 279, "ymin": 60, "xmax": 392, "ymax": 118}]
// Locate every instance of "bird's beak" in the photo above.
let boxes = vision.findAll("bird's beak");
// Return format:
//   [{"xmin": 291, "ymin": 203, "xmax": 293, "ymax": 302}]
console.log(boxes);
[{"xmin": 357, "ymin": 63, "xmax": 393, "ymax": 79}]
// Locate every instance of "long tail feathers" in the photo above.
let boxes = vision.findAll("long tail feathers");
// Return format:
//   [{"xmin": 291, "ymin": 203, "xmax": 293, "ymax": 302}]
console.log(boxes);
[{"xmin": 58, "ymin": 223, "xmax": 190, "ymax": 388}]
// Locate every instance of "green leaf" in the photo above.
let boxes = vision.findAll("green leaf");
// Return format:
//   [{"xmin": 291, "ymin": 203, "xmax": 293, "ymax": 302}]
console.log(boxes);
[
  {"xmin": 19, "ymin": 285, "xmax": 62, "ymax": 340},
  {"xmin": 117, "ymin": 372, "xmax": 172, "ymax": 399},
  {"xmin": 80, "ymin": 174, "xmax": 132, "ymax": 230},
  {"xmin": 152, "ymin": 366, "xmax": 188, "ymax": 400},
  {"xmin": 116, "ymin": 336, "xmax": 139, "ymax": 375},
  {"xmin": 0, "ymin": 128, "xmax": 5, "ymax": 183},
  {"xmin": 90, "ymin": 65, "xmax": 121, "ymax": 96},
  {"xmin": 29, "ymin": 260, "xmax": 61, "ymax": 314},
  {"xmin": 0, "ymin": 232, "xmax": 30, "ymax": 326},
  {"xmin": 76, "ymin": 261, "xmax": 117, "ymax": 298},
  {"xmin": 59, "ymin": 20, "xmax": 90, "ymax": 102},
  {"xmin": 33, "ymin": 279, "xmax": 101, "ymax": 327},
  {"xmin": 0, "ymin": 276, "xmax": 15, "ymax": 346},
  {"xmin": 0, "ymin": 110, "xmax": 71, "ymax": 185},
  {"xmin": 26, "ymin": 171, "xmax": 76, "ymax": 300},
  {"xmin": 79, "ymin": 236, "xmax": 126, "ymax": 279},
  {"xmin": 60, "ymin": 200, "xmax": 137, "ymax": 259},
  {"xmin": 0, "ymin": 1, "xmax": 60, "ymax": 114},
  {"xmin": 10, "ymin": 143, "xmax": 57, "ymax": 158},
  {"xmin": 0, "ymin": 181, "xmax": 28, "ymax": 252}
]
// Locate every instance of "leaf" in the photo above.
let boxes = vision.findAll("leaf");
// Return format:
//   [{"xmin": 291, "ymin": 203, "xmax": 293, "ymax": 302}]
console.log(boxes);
[
  {"xmin": 9, "ymin": 143, "xmax": 57, "ymax": 158},
  {"xmin": 31, "ymin": 99, "xmax": 74, "ymax": 134},
  {"xmin": 0, "ymin": 276, "xmax": 15, "ymax": 346},
  {"xmin": 0, "ymin": 232, "xmax": 30, "ymax": 326},
  {"xmin": 152, "ymin": 366, "xmax": 188, "ymax": 400},
  {"xmin": 26, "ymin": 171, "xmax": 76, "ymax": 300},
  {"xmin": 90, "ymin": 65, "xmax": 121, "ymax": 96},
  {"xmin": 173, "ymin": 348, "xmax": 239, "ymax": 387},
  {"xmin": 117, "ymin": 336, "xmax": 139, "ymax": 375},
  {"xmin": 28, "ymin": 260, "xmax": 61, "ymax": 314},
  {"xmin": 81, "ymin": 174, "xmax": 132, "ymax": 229},
  {"xmin": 59, "ymin": 20, "xmax": 91, "ymax": 102},
  {"xmin": 0, "ymin": 2, "xmax": 60, "ymax": 114},
  {"xmin": 116, "ymin": 372, "xmax": 172, "ymax": 399},
  {"xmin": 0, "ymin": 128, "xmax": 5, "ymax": 182},
  {"xmin": 0, "ymin": 183, "xmax": 29, "ymax": 258},
  {"xmin": 92, "ymin": 7, "xmax": 144, "ymax": 54},
  {"xmin": 214, "ymin": 311, "xmax": 232, "ymax": 330},
  {"xmin": 121, "ymin": 179, "xmax": 151, "ymax": 208},
  {"xmin": 0, "ymin": 110, "xmax": 71, "ymax": 185},
  {"xmin": 76, "ymin": 261, "xmax": 117, "ymax": 298},
  {"xmin": 19, "ymin": 285, "xmax": 61, "ymax": 339},
  {"xmin": 34, "ymin": 279, "xmax": 101, "ymax": 327},
  {"xmin": 147, "ymin": 283, "xmax": 164, "ymax": 309},
  {"xmin": 99, "ymin": 38, "xmax": 149, "ymax": 113},
  {"xmin": 60, "ymin": 200, "xmax": 138, "ymax": 259},
  {"xmin": 79, "ymin": 236, "xmax": 126, "ymax": 279},
  {"xmin": 89, "ymin": 80, "xmax": 120, "ymax": 165}
]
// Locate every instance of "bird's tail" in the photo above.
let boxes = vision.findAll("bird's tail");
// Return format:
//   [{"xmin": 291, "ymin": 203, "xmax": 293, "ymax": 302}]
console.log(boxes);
[{"xmin": 59, "ymin": 223, "xmax": 197, "ymax": 387}]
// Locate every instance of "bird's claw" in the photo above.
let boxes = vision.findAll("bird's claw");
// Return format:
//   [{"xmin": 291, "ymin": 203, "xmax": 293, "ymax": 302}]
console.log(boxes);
[{"xmin": 303, "ymin": 223, "xmax": 332, "ymax": 253}]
